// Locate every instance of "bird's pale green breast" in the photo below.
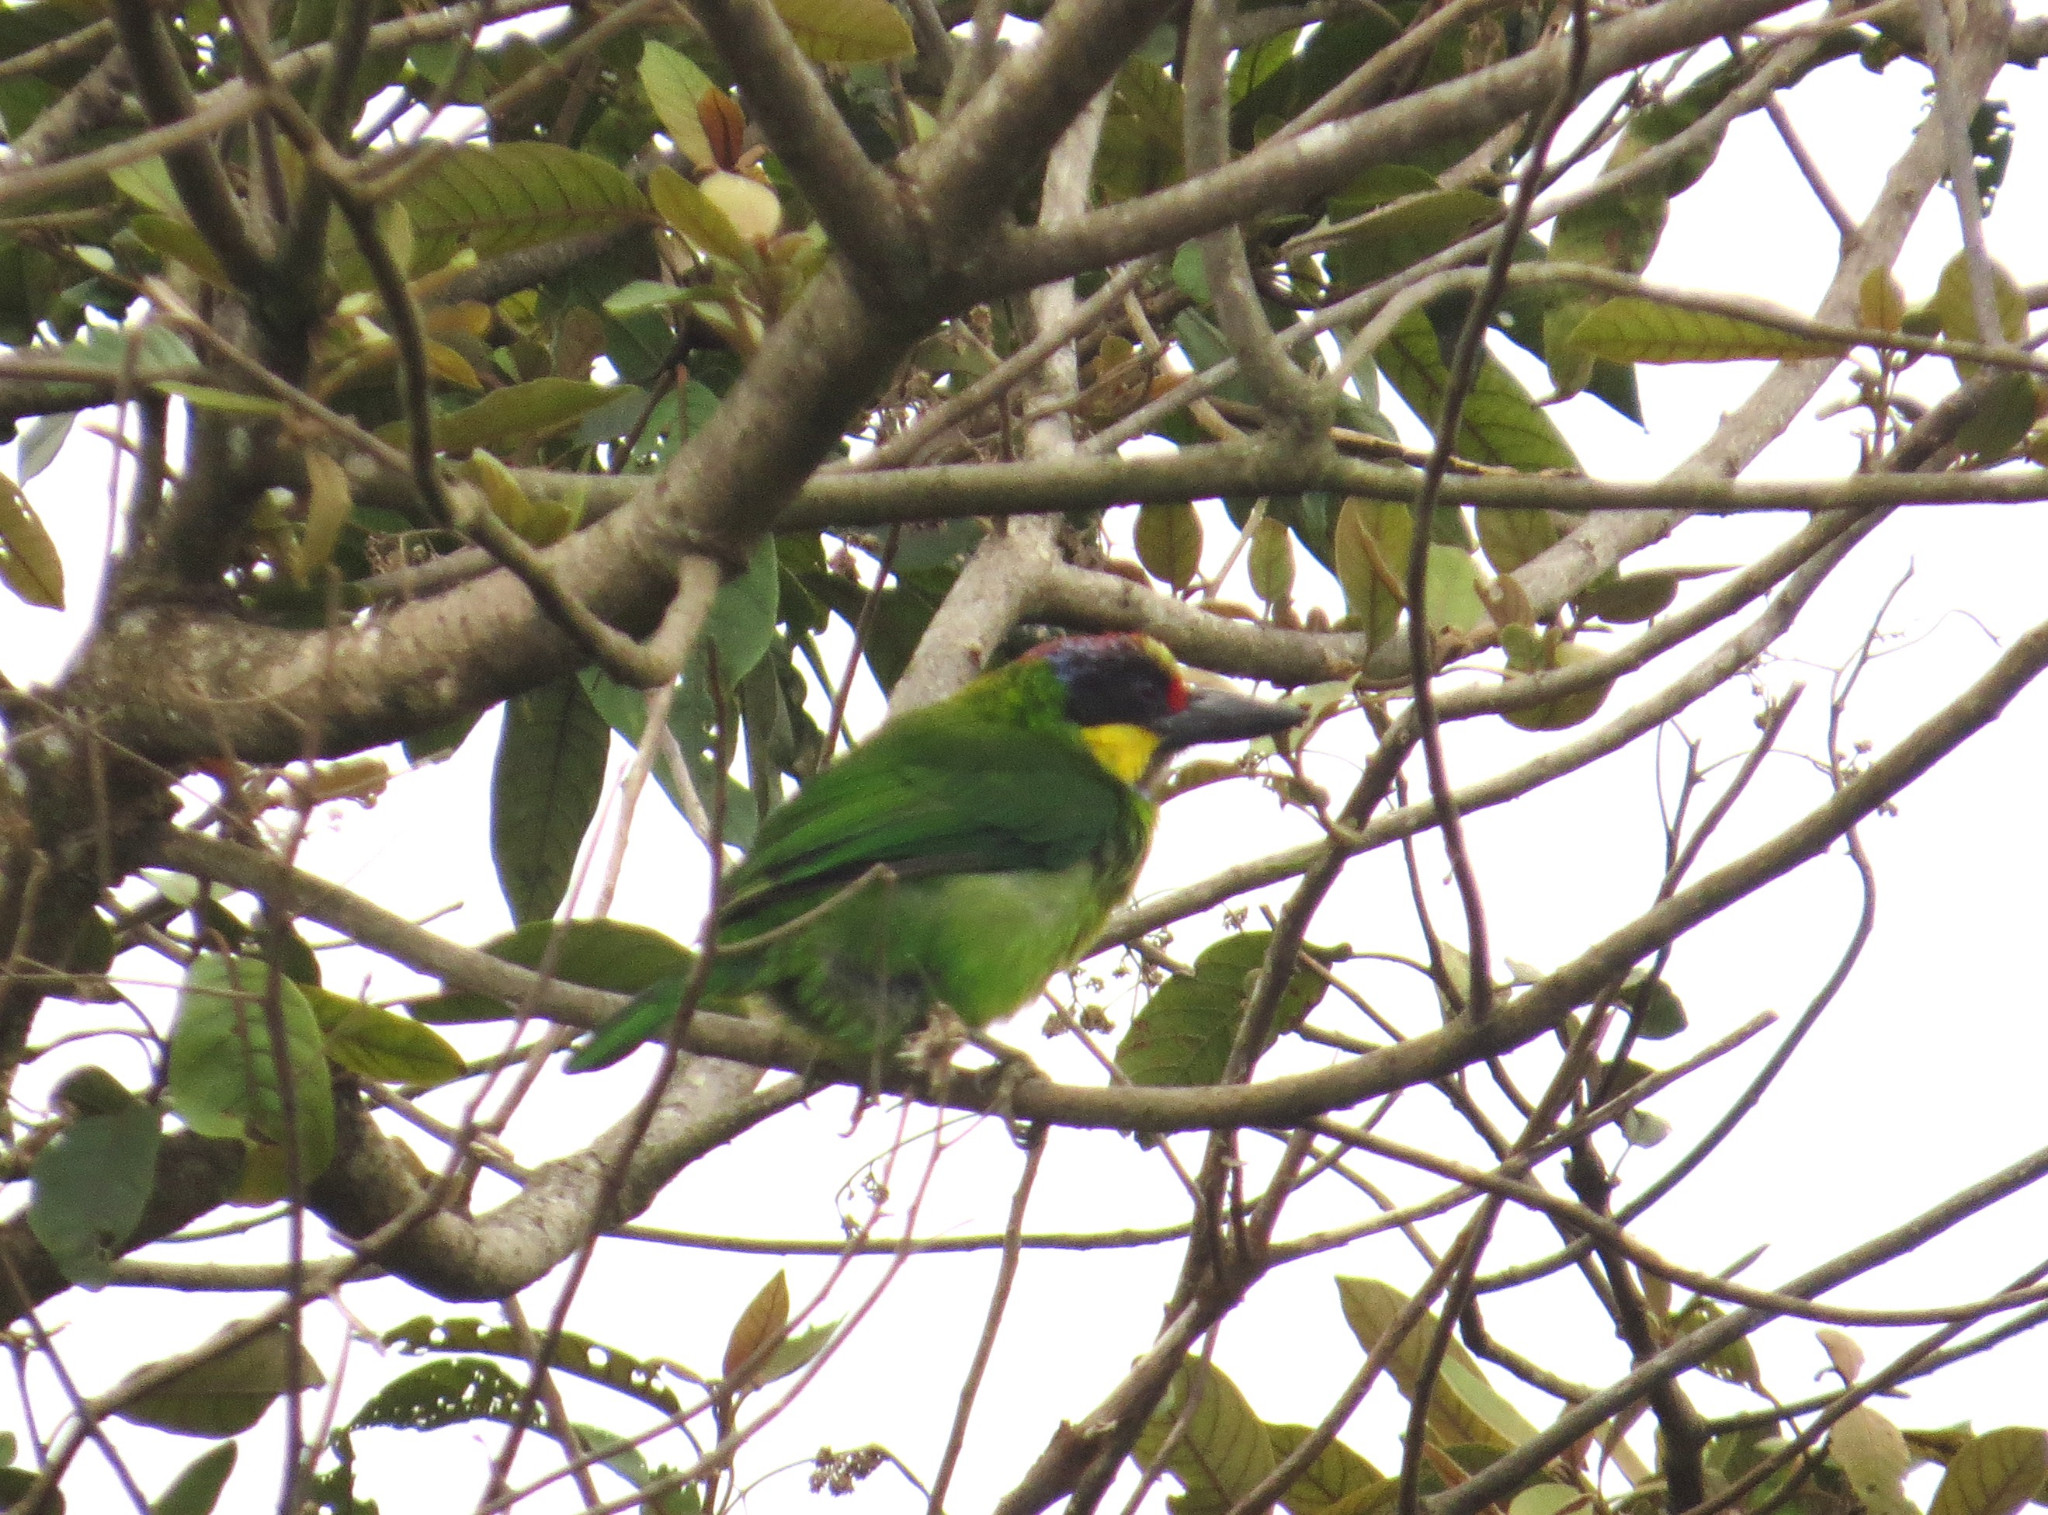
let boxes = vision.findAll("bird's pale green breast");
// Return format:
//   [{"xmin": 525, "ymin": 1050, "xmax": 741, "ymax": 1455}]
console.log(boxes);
[{"xmin": 707, "ymin": 657, "xmax": 1156, "ymax": 1052}]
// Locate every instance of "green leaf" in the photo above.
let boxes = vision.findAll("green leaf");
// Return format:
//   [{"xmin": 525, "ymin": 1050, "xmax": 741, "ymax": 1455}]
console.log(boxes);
[
  {"xmin": 167, "ymin": 953, "xmax": 335, "ymax": 1187},
  {"xmin": 1266, "ymin": 1424, "xmax": 1383, "ymax": 1515},
  {"xmin": 404, "ymin": 709, "xmax": 484, "ymax": 767},
  {"xmin": 649, "ymin": 164, "xmax": 753, "ymax": 265},
  {"xmin": 384, "ymin": 1316, "xmax": 682, "ymax": 1415},
  {"xmin": 1930, "ymin": 1430, "xmax": 2048, "ymax": 1515},
  {"xmin": 150, "ymin": 1441, "xmax": 237, "ymax": 1515},
  {"xmin": 116, "ymin": 1324, "xmax": 326, "ymax": 1437},
  {"xmin": 409, "ymin": 918, "xmax": 694, "ymax": 1023},
  {"xmin": 491, "ymin": 673, "xmax": 611, "ymax": 924},
  {"xmin": 0, "ymin": 473, "xmax": 63, "ymax": 608},
  {"xmin": 704, "ymin": 535, "xmax": 780, "ymax": 684},
  {"xmin": 1132, "ymin": 1360, "xmax": 1276, "ymax": 1507},
  {"xmin": 1422, "ymin": 543, "xmax": 1487, "ymax": 636},
  {"xmin": 156, "ymin": 382, "xmax": 288, "ymax": 417},
  {"xmin": 1325, "ymin": 188, "xmax": 1498, "ymax": 293},
  {"xmin": 304, "ymin": 985, "xmax": 466, "ymax": 1087},
  {"xmin": 131, "ymin": 215, "xmax": 231, "ymax": 287},
  {"xmin": 1249, "ymin": 517, "xmax": 1296, "ymax": 605},
  {"xmin": 1473, "ymin": 508, "xmax": 1559, "ymax": 578},
  {"xmin": 1332, "ymin": 498, "xmax": 1409, "ymax": 651},
  {"xmin": 1335, "ymin": 1278, "xmax": 1539, "ymax": 1452},
  {"xmin": 1928, "ymin": 252, "xmax": 2028, "ymax": 356},
  {"xmin": 1115, "ymin": 931, "xmax": 1338, "ymax": 1087},
  {"xmin": 0, "ymin": 1468, "xmax": 57, "ymax": 1513},
  {"xmin": 580, "ymin": 659, "xmax": 759, "ymax": 848},
  {"xmin": 771, "ymin": 0, "xmax": 914, "ymax": 62},
  {"xmin": 109, "ymin": 156, "xmax": 183, "ymax": 216},
  {"xmin": 758, "ymin": 1322, "xmax": 836, "ymax": 1387},
  {"xmin": 29, "ymin": 1096, "xmax": 161, "ymax": 1286},
  {"xmin": 1097, "ymin": 58, "xmax": 1183, "ymax": 203},
  {"xmin": 350, "ymin": 1357, "xmax": 525, "ymax": 1432},
  {"xmin": 1619, "ymin": 967, "xmax": 1686, "ymax": 1039},
  {"xmin": 398, "ymin": 143, "xmax": 648, "ymax": 268},
  {"xmin": 638, "ymin": 40, "xmax": 719, "ymax": 173},
  {"xmin": 17, "ymin": 409, "xmax": 75, "ymax": 484},
  {"xmin": 1565, "ymin": 298, "xmax": 1841, "ymax": 364},
  {"xmin": 1833, "ymin": 1406, "xmax": 1916, "ymax": 1515},
  {"xmin": 1135, "ymin": 502, "xmax": 1203, "ymax": 589},
  {"xmin": 1507, "ymin": 1485, "xmax": 1590, "ymax": 1515},
  {"xmin": 1376, "ymin": 307, "xmax": 1578, "ymax": 473},
  {"xmin": 389, "ymin": 377, "xmax": 619, "ymax": 455}
]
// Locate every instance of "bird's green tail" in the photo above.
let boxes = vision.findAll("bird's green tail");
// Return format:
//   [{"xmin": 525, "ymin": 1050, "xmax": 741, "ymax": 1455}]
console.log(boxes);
[{"xmin": 565, "ymin": 974, "xmax": 693, "ymax": 1071}]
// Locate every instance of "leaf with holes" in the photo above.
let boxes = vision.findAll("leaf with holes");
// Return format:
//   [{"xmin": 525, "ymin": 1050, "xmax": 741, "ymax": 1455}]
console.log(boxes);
[
  {"xmin": 383, "ymin": 1316, "xmax": 682, "ymax": 1415},
  {"xmin": 350, "ymin": 1357, "xmax": 526, "ymax": 1433},
  {"xmin": 491, "ymin": 674, "xmax": 611, "ymax": 924}
]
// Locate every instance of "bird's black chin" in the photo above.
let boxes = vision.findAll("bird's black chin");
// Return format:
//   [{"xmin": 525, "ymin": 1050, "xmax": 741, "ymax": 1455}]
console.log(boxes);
[{"xmin": 1148, "ymin": 687, "xmax": 1305, "ymax": 755}]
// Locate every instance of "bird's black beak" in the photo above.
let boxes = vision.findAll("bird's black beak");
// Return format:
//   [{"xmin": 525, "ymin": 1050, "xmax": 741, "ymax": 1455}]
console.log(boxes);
[{"xmin": 1148, "ymin": 686, "xmax": 1306, "ymax": 755}]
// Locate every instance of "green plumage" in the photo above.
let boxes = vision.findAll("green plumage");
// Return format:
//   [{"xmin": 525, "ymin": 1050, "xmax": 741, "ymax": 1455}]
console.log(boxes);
[{"xmin": 567, "ymin": 635, "xmax": 1300, "ymax": 1071}]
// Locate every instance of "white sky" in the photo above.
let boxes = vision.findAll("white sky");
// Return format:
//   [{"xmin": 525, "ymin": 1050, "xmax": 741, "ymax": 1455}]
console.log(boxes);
[{"xmin": 7, "ymin": 18, "xmax": 2048, "ymax": 1514}]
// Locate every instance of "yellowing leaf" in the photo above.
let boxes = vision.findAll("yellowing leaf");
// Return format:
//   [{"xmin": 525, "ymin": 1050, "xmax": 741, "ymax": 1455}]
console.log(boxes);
[
  {"xmin": 1929, "ymin": 1429, "xmax": 2048, "ymax": 1515},
  {"xmin": 1566, "ymin": 297, "xmax": 1842, "ymax": 364},
  {"xmin": 771, "ymin": 0, "xmax": 913, "ymax": 62},
  {"xmin": 1859, "ymin": 268, "xmax": 1907, "ymax": 334},
  {"xmin": 108, "ymin": 156, "xmax": 183, "ymax": 217},
  {"xmin": 131, "ymin": 214, "xmax": 230, "ymax": 287},
  {"xmin": 1929, "ymin": 252, "xmax": 2027, "ymax": 347},
  {"xmin": 113, "ymin": 1324, "xmax": 325, "ymax": 1438},
  {"xmin": 639, "ymin": 40, "xmax": 719, "ymax": 172},
  {"xmin": 297, "ymin": 451, "xmax": 353, "ymax": 582},
  {"xmin": 1333, "ymin": 498, "xmax": 1408, "ymax": 651},
  {"xmin": 157, "ymin": 382, "xmax": 289, "ymax": 417},
  {"xmin": 424, "ymin": 340, "xmax": 483, "ymax": 390},
  {"xmin": 699, "ymin": 170, "xmax": 783, "ymax": 243},
  {"xmin": 0, "ymin": 475, "xmax": 63, "ymax": 609},
  {"xmin": 724, "ymin": 1271, "xmax": 790, "ymax": 1384},
  {"xmin": 1135, "ymin": 502, "xmax": 1202, "ymax": 588},
  {"xmin": 649, "ymin": 164, "xmax": 752, "ymax": 265}
]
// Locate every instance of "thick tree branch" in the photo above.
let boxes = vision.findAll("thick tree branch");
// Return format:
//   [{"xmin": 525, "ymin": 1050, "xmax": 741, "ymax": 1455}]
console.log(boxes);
[{"xmin": 964, "ymin": 0, "xmax": 1805, "ymax": 293}]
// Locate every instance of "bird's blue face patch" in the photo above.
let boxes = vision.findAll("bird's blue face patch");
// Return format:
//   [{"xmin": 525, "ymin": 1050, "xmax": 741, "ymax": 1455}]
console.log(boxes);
[{"xmin": 1026, "ymin": 634, "xmax": 1188, "ymax": 731}]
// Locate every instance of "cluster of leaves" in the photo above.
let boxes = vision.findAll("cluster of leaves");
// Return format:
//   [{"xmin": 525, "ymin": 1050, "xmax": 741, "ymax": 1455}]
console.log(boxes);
[{"xmin": 1134, "ymin": 1282, "xmax": 2048, "ymax": 1515}]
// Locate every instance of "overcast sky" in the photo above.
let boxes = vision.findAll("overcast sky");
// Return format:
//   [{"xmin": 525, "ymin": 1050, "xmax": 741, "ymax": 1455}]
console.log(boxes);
[{"xmin": 9, "ymin": 15, "xmax": 2048, "ymax": 1513}]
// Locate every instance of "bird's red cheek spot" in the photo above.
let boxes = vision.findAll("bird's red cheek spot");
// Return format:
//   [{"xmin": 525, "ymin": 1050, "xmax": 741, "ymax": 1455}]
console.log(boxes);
[{"xmin": 1167, "ymin": 676, "xmax": 1189, "ymax": 714}]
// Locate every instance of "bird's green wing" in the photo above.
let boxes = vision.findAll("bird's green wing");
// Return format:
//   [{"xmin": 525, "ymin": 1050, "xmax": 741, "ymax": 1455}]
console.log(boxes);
[{"xmin": 719, "ymin": 715, "xmax": 1136, "ymax": 927}]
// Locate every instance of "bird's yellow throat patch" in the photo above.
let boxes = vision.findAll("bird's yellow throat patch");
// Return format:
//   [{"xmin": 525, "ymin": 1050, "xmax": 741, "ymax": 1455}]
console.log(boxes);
[{"xmin": 1081, "ymin": 723, "xmax": 1161, "ymax": 784}]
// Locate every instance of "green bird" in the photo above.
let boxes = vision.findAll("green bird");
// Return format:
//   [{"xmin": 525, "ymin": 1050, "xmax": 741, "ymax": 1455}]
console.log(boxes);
[{"xmin": 567, "ymin": 633, "xmax": 1304, "ymax": 1071}]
